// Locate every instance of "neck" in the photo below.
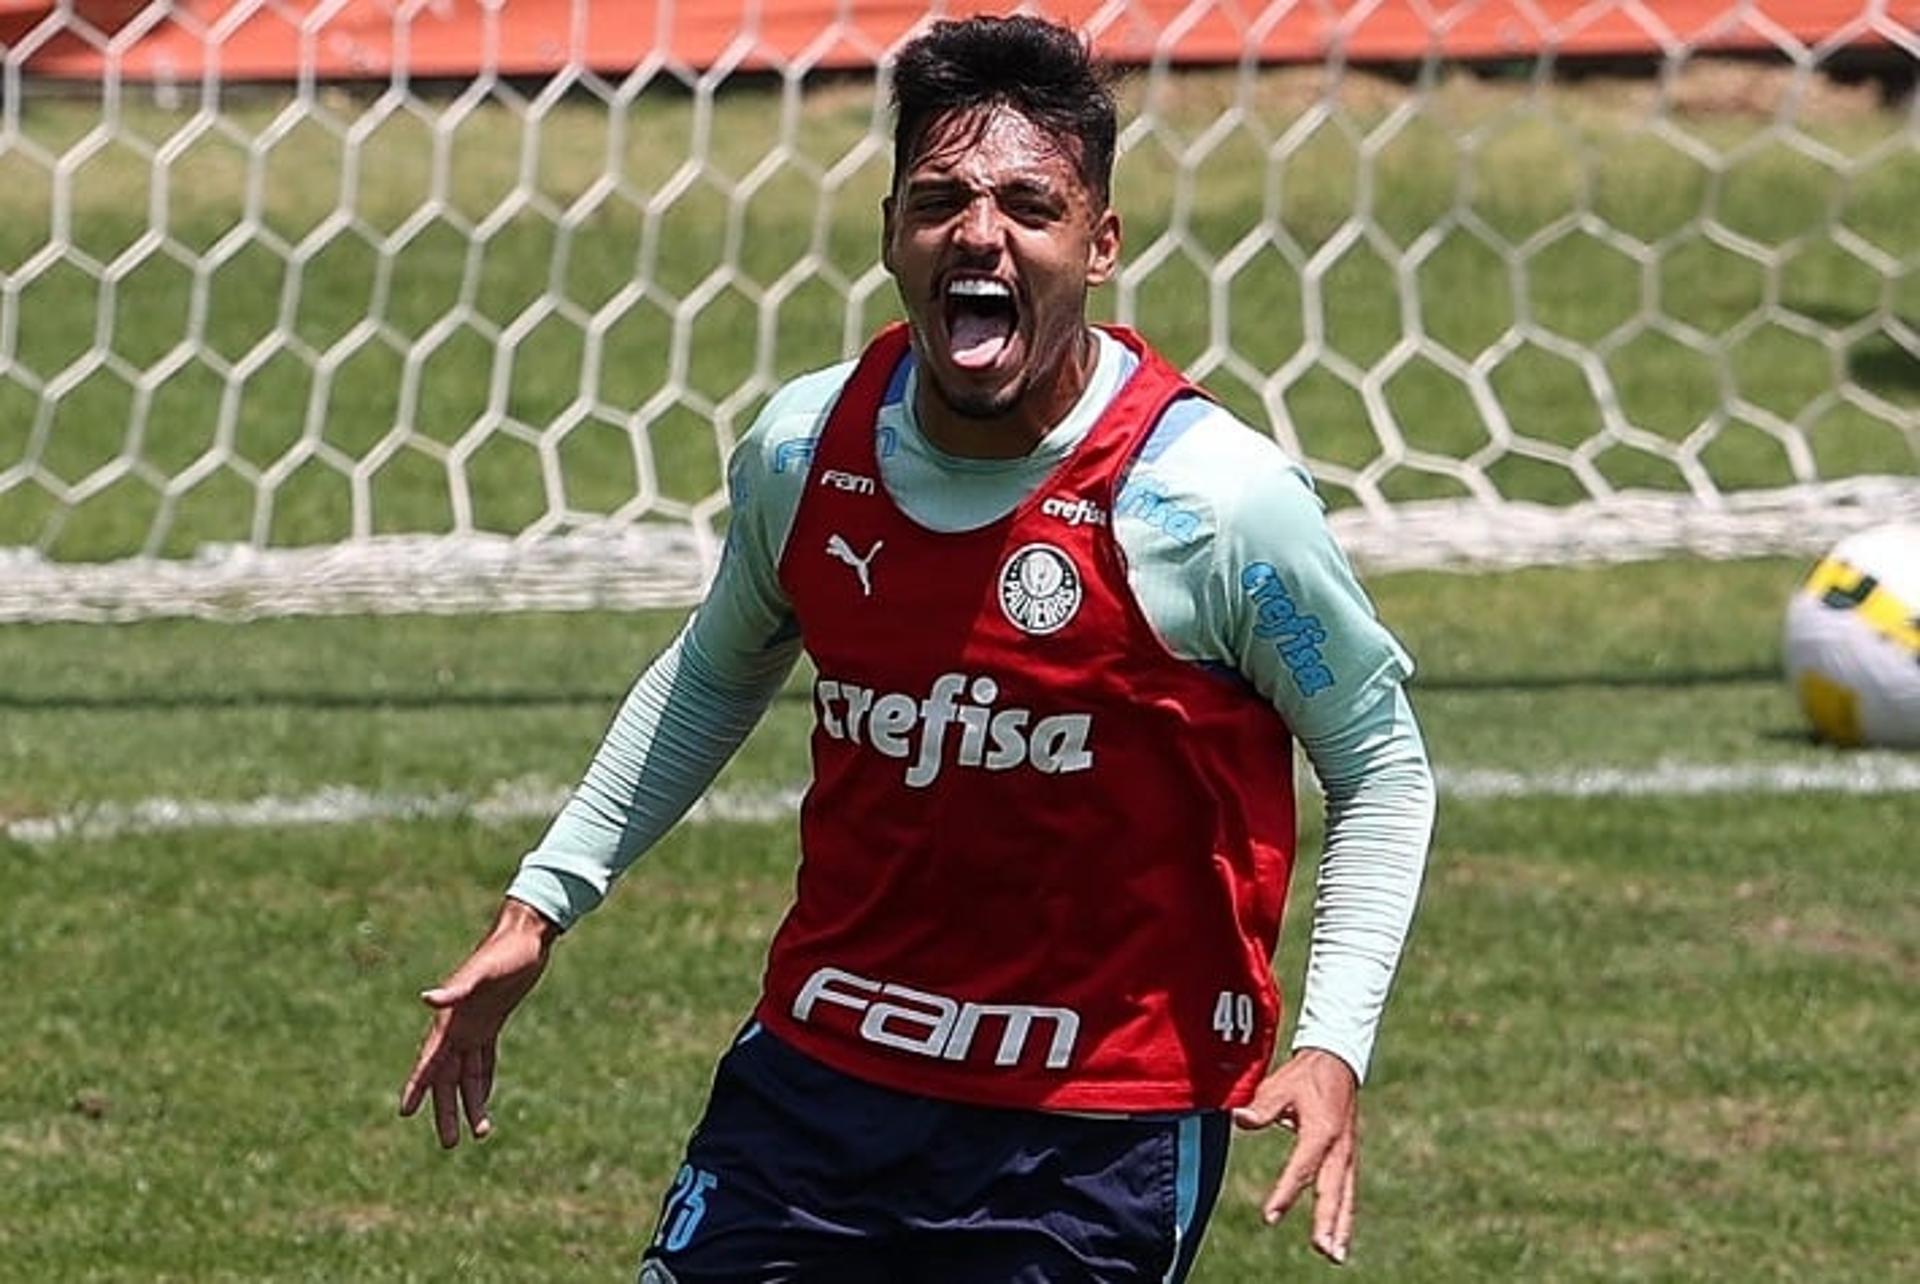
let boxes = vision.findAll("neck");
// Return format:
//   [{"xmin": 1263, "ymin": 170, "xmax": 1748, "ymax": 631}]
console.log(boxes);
[{"xmin": 914, "ymin": 326, "xmax": 1099, "ymax": 460}]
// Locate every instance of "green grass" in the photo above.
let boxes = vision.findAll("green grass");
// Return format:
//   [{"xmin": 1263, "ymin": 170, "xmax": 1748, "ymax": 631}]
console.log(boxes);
[
  {"xmin": 2, "ymin": 67, "xmax": 1915, "ymax": 559},
  {"xmin": 3, "ymin": 557, "xmax": 1916, "ymax": 1281}
]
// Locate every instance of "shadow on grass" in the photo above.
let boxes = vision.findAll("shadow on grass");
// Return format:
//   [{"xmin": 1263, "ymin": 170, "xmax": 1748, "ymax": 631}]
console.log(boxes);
[
  {"xmin": 1791, "ymin": 302, "xmax": 1920, "ymax": 400},
  {"xmin": 1411, "ymin": 664, "xmax": 1779, "ymax": 692},
  {"xmin": 1756, "ymin": 726, "xmax": 1833, "ymax": 747}
]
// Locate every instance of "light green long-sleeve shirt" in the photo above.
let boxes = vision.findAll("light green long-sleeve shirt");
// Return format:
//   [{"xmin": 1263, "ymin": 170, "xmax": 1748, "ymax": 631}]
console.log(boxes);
[{"xmin": 510, "ymin": 331, "xmax": 1435, "ymax": 1081}]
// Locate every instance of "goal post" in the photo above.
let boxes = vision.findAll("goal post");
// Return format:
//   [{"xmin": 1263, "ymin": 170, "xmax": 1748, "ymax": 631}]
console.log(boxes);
[{"xmin": 2, "ymin": 1, "xmax": 1915, "ymax": 622}]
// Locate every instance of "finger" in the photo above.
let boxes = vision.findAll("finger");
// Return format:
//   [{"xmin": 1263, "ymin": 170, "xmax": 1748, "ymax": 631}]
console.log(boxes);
[
  {"xmin": 399, "ymin": 1022, "xmax": 449, "ymax": 1116},
  {"xmin": 1309, "ymin": 1130, "xmax": 1356, "ymax": 1262},
  {"xmin": 1260, "ymin": 1127, "xmax": 1335, "ymax": 1225},
  {"xmin": 399, "ymin": 1059, "xmax": 429, "ymax": 1117},
  {"xmin": 422, "ymin": 975, "xmax": 475, "ymax": 1008},
  {"xmin": 460, "ymin": 1047, "xmax": 493, "ymax": 1139},
  {"xmin": 1236, "ymin": 1099, "xmax": 1300, "ymax": 1133},
  {"xmin": 1231, "ymin": 1077, "xmax": 1299, "ymax": 1131},
  {"xmin": 431, "ymin": 1077, "xmax": 461, "ymax": 1149},
  {"xmin": 1333, "ymin": 1152, "xmax": 1358, "ymax": 1261},
  {"xmin": 480, "ymin": 1041, "xmax": 496, "ymax": 1113}
]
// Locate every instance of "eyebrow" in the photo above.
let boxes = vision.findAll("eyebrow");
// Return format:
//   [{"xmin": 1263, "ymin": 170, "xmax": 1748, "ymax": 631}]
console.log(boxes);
[{"xmin": 902, "ymin": 175, "xmax": 1065, "ymax": 203}]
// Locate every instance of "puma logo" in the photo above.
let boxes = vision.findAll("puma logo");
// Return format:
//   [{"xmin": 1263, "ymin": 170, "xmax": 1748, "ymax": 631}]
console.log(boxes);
[{"xmin": 826, "ymin": 534, "xmax": 883, "ymax": 597}]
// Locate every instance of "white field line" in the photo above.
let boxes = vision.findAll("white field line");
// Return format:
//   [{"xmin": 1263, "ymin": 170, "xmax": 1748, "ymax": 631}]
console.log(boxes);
[
  {"xmin": 4, "ymin": 780, "xmax": 805, "ymax": 846},
  {"xmin": 1438, "ymin": 757, "xmax": 1920, "ymax": 798},
  {"xmin": 5, "ymin": 756, "xmax": 1916, "ymax": 846}
]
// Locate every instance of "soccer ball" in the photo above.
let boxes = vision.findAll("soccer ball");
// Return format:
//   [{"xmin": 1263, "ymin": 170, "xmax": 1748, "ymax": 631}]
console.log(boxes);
[{"xmin": 1782, "ymin": 522, "xmax": 1920, "ymax": 748}]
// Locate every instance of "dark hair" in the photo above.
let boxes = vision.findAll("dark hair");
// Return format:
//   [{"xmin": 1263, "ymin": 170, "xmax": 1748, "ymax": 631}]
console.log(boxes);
[{"xmin": 890, "ymin": 16, "xmax": 1118, "ymax": 205}]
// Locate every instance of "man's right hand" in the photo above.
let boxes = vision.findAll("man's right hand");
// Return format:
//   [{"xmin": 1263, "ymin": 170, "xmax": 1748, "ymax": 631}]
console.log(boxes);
[{"xmin": 399, "ymin": 898, "xmax": 557, "ymax": 1148}]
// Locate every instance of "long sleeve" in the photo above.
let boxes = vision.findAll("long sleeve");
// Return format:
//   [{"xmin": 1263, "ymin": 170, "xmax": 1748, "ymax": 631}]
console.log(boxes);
[
  {"xmin": 500, "ymin": 367, "xmax": 849, "ymax": 927},
  {"xmin": 504, "ymin": 622, "xmax": 799, "ymax": 928},
  {"xmin": 1288, "ymin": 685, "xmax": 1435, "ymax": 1080},
  {"xmin": 1117, "ymin": 396, "xmax": 1434, "ymax": 1085}
]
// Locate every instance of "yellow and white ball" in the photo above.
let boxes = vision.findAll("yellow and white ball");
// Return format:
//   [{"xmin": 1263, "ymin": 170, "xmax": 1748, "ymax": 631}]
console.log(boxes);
[{"xmin": 1783, "ymin": 522, "xmax": 1920, "ymax": 748}]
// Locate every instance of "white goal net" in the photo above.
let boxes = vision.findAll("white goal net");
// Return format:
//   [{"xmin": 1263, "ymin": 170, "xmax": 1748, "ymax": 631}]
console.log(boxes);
[{"xmin": 2, "ymin": 1, "xmax": 1915, "ymax": 621}]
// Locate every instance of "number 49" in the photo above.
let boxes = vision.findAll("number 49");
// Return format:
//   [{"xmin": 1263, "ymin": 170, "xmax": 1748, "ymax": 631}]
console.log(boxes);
[{"xmin": 1212, "ymin": 990, "xmax": 1255, "ymax": 1045}]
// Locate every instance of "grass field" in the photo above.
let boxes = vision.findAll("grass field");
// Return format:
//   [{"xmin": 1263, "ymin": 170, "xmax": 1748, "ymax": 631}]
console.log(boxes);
[
  {"xmin": 3, "ymin": 556, "xmax": 1917, "ymax": 1282},
  {"xmin": 2, "ymin": 64, "xmax": 1916, "ymax": 561}
]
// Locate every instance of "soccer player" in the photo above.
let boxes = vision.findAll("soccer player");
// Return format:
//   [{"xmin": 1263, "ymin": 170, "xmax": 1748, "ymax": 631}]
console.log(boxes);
[{"xmin": 401, "ymin": 15, "xmax": 1434, "ymax": 1280}]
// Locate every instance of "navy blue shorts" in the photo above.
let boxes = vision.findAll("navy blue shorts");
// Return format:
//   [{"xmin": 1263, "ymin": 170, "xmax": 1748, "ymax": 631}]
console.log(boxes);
[{"xmin": 638, "ymin": 1024, "xmax": 1230, "ymax": 1283}]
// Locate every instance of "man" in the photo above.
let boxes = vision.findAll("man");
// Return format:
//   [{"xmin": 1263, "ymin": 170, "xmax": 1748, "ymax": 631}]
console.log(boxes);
[{"xmin": 402, "ymin": 16, "xmax": 1433, "ymax": 1281}]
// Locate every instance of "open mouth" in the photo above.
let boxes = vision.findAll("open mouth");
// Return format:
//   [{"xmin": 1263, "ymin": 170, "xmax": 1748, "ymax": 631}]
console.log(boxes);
[{"xmin": 942, "ymin": 276, "xmax": 1019, "ymax": 371}]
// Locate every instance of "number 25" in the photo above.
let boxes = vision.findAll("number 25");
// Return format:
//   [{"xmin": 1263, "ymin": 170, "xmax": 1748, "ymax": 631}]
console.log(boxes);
[{"xmin": 654, "ymin": 1164, "xmax": 719, "ymax": 1253}]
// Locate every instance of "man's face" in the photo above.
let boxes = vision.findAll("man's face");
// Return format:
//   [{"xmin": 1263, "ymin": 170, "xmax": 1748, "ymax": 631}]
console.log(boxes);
[{"xmin": 883, "ymin": 106, "xmax": 1121, "ymax": 422}]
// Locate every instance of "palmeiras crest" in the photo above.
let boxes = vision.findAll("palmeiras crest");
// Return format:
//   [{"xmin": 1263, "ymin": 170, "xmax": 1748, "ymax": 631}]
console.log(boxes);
[{"xmin": 998, "ymin": 542, "xmax": 1083, "ymax": 636}]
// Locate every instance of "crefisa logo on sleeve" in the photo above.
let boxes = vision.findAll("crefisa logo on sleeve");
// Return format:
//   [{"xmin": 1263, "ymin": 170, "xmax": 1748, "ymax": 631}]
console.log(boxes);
[
  {"xmin": 1242, "ymin": 562, "xmax": 1336, "ymax": 696},
  {"xmin": 999, "ymin": 542, "xmax": 1082, "ymax": 636}
]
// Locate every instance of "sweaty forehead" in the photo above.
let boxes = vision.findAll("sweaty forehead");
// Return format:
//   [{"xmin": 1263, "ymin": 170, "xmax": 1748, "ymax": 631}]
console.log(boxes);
[{"xmin": 904, "ymin": 107, "xmax": 1084, "ymax": 191}]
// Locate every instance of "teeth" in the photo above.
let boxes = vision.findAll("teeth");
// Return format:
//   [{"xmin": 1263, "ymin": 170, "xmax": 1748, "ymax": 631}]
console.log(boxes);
[{"xmin": 947, "ymin": 278, "xmax": 1011, "ymax": 300}]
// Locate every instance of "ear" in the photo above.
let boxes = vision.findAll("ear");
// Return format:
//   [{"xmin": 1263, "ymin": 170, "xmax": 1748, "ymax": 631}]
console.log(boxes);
[
  {"xmin": 1085, "ymin": 206, "xmax": 1121, "ymax": 288},
  {"xmin": 880, "ymin": 194, "xmax": 898, "ymax": 276}
]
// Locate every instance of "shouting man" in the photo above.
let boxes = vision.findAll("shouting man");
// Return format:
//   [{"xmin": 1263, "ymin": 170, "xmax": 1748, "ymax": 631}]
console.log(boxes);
[{"xmin": 403, "ymin": 16, "xmax": 1435, "ymax": 1281}]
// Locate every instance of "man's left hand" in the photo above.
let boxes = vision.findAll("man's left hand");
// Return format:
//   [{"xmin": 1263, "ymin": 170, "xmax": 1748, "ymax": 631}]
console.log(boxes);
[{"xmin": 1231, "ymin": 1048, "xmax": 1359, "ymax": 1264}]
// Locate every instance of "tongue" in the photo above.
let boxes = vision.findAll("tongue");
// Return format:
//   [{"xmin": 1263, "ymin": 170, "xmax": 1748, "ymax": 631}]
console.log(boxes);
[{"xmin": 950, "ymin": 309, "xmax": 1013, "ymax": 369}]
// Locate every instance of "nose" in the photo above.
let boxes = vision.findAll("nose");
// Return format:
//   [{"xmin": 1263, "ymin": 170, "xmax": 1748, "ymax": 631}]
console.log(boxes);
[{"xmin": 953, "ymin": 195, "xmax": 1004, "ymax": 257}]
